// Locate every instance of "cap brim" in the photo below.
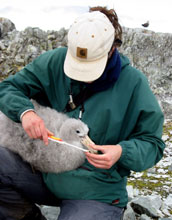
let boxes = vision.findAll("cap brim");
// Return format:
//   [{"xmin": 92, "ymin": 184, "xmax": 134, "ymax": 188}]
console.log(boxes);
[{"xmin": 64, "ymin": 49, "xmax": 108, "ymax": 82}]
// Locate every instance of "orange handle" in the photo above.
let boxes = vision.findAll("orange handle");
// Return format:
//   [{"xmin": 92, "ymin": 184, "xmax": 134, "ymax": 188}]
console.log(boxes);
[{"xmin": 48, "ymin": 135, "xmax": 63, "ymax": 142}]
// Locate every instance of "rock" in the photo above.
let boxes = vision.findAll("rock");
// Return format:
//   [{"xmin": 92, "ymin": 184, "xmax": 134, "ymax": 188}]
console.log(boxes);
[
  {"xmin": 123, "ymin": 204, "xmax": 136, "ymax": 220},
  {"xmin": 0, "ymin": 41, "xmax": 6, "ymax": 50},
  {"xmin": 164, "ymin": 195, "xmax": 172, "ymax": 209},
  {"xmin": 140, "ymin": 214, "xmax": 151, "ymax": 220},
  {"xmin": 41, "ymin": 206, "xmax": 60, "ymax": 220},
  {"xmin": 146, "ymin": 195, "xmax": 162, "ymax": 210},
  {"xmin": 159, "ymin": 219, "xmax": 172, "ymax": 220},
  {"xmin": 0, "ymin": 25, "xmax": 69, "ymax": 78},
  {"xmin": 119, "ymin": 27, "xmax": 172, "ymax": 120},
  {"xmin": 168, "ymin": 164, "xmax": 172, "ymax": 171},
  {"xmin": 130, "ymin": 196, "xmax": 159, "ymax": 218},
  {"xmin": 0, "ymin": 17, "xmax": 16, "ymax": 38},
  {"xmin": 127, "ymin": 185, "xmax": 134, "ymax": 200}
]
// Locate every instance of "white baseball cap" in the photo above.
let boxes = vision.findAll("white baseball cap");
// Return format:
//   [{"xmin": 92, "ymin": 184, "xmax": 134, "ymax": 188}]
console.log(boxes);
[{"xmin": 64, "ymin": 11, "xmax": 115, "ymax": 82}]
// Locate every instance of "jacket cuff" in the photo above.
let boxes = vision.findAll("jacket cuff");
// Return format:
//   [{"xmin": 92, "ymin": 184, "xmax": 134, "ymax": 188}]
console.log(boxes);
[
  {"xmin": 118, "ymin": 141, "xmax": 128, "ymax": 164},
  {"xmin": 17, "ymin": 107, "xmax": 35, "ymax": 122}
]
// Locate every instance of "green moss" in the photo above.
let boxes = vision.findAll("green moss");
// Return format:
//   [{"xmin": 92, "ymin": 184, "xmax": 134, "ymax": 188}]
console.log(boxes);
[
  {"xmin": 128, "ymin": 169, "xmax": 172, "ymax": 198},
  {"xmin": 163, "ymin": 121, "xmax": 172, "ymax": 136},
  {"xmin": 127, "ymin": 120, "xmax": 172, "ymax": 198}
]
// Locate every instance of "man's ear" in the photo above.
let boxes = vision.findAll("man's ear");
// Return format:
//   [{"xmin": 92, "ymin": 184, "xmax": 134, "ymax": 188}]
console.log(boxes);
[{"xmin": 108, "ymin": 46, "xmax": 116, "ymax": 59}]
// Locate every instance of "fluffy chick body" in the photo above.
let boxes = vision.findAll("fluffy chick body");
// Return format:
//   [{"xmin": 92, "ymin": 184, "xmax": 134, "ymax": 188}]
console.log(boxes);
[{"xmin": 0, "ymin": 101, "xmax": 89, "ymax": 173}]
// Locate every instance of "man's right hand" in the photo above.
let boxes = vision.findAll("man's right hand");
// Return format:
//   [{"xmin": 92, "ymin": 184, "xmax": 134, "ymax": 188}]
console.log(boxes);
[{"xmin": 21, "ymin": 111, "xmax": 53, "ymax": 145}]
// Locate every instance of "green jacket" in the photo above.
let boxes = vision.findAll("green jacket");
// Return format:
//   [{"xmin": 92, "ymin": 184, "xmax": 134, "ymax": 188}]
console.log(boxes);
[{"xmin": 0, "ymin": 47, "xmax": 165, "ymax": 207}]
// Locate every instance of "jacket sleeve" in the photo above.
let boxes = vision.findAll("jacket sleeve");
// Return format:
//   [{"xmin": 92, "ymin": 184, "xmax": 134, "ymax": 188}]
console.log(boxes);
[
  {"xmin": 118, "ymin": 74, "xmax": 165, "ymax": 172},
  {"xmin": 0, "ymin": 51, "xmax": 54, "ymax": 122}
]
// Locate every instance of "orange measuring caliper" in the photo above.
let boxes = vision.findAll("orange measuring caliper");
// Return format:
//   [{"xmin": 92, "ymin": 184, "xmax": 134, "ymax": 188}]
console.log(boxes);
[
  {"xmin": 48, "ymin": 135, "xmax": 89, "ymax": 152},
  {"xmin": 48, "ymin": 135, "xmax": 63, "ymax": 142}
]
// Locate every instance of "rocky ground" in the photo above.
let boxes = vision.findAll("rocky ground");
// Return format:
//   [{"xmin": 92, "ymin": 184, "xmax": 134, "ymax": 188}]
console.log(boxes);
[
  {"xmin": 125, "ymin": 120, "xmax": 172, "ymax": 219},
  {"xmin": 0, "ymin": 17, "xmax": 172, "ymax": 219}
]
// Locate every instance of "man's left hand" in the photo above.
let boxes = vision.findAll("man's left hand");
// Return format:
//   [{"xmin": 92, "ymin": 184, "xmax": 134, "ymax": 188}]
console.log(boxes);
[{"xmin": 85, "ymin": 144, "xmax": 122, "ymax": 169}]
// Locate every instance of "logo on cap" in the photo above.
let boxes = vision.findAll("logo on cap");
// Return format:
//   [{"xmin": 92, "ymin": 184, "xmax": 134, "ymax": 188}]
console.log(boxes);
[{"xmin": 77, "ymin": 47, "xmax": 87, "ymax": 59}]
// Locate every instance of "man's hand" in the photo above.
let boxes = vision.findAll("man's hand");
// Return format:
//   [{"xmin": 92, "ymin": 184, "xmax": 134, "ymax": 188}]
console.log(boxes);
[
  {"xmin": 85, "ymin": 144, "xmax": 122, "ymax": 169},
  {"xmin": 21, "ymin": 111, "xmax": 54, "ymax": 145}
]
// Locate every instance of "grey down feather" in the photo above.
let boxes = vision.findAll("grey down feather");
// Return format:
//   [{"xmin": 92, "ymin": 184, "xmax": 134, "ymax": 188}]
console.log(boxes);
[{"xmin": 0, "ymin": 100, "xmax": 89, "ymax": 173}]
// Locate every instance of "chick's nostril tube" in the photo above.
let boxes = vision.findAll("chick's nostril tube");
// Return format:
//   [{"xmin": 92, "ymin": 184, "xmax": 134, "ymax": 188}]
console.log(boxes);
[{"xmin": 81, "ymin": 135, "xmax": 98, "ymax": 154}]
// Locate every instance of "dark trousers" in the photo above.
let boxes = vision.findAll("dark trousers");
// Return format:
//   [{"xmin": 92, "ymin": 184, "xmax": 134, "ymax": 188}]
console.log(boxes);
[
  {"xmin": 0, "ymin": 146, "xmax": 60, "ymax": 220},
  {"xmin": 58, "ymin": 200, "xmax": 124, "ymax": 220},
  {"xmin": 0, "ymin": 146, "xmax": 124, "ymax": 220}
]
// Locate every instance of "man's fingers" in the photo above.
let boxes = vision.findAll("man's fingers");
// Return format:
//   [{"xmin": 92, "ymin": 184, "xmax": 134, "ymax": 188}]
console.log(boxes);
[
  {"xmin": 85, "ymin": 151, "xmax": 109, "ymax": 162},
  {"xmin": 46, "ymin": 128, "xmax": 54, "ymax": 136},
  {"xmin": 88, "ymin": 144, "xmax": 108, "ymax": 155},
  {"xmin": 34, "ymin": 126, "xmax": 42, "ymax": 138},
  {"xmin": 39, "ymin": 123, "xmax": 49, "ymax": 145},
  {"xmin": 26, "ymin": 129, "xmax": 34, "ymax": 139},
  {"xmin": 86, "ymin": 156, "xmax": 106, "ymax": 165},
  {"xmin": 21, "ymin": 110, "xmax": 54, "ymax": 145},
  {"xmin": 86, "ymin": 157, "xmax": 110, "ymax": 169}
]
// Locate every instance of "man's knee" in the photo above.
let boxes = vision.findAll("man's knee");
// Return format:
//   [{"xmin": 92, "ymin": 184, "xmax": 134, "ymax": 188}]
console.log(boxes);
[{"xmin": 0, "ymin": 146, "xmax": 32, "ymax": 176}]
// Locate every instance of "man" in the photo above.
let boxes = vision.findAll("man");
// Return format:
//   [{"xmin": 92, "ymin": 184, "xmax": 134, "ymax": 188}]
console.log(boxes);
[{"xmin": 0, "ymin": 7, "xmax": 165, "ymax": 220}]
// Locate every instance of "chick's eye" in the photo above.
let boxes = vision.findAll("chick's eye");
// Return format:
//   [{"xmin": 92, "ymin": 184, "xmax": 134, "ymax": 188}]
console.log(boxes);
[{"xmin": 76, "ymin": 130, "xmax": 80, "ymax": 134}]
